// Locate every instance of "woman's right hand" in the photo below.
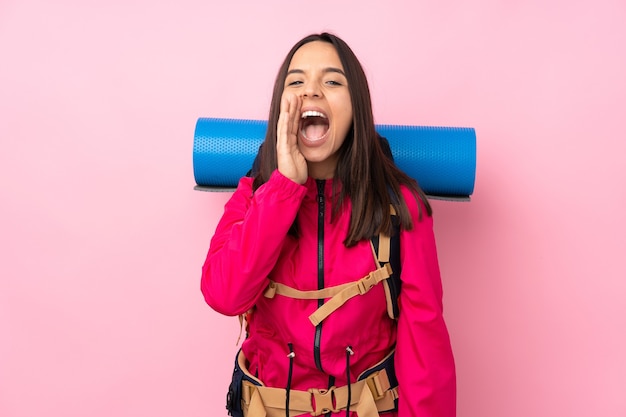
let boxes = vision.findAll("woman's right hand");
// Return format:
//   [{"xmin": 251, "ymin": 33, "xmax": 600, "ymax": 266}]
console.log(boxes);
[{"xmin": 277, "ymin": 93, "xmax": 308, "ymax": 184}]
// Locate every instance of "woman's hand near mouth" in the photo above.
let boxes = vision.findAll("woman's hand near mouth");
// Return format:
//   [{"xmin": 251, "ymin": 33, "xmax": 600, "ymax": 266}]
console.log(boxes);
[{"xmin": 277, "ymin": 93, "xmax": 308, "ymax": 184}]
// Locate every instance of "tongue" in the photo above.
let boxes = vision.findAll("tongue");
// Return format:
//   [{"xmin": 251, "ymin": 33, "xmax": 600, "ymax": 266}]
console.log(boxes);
[{"xmin": 304, "ymin": 122, "xmax": 328, "ymax": 141}]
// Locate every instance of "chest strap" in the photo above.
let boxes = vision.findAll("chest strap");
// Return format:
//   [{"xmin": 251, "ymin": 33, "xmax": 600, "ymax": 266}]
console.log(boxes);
[{"xmin": 263, "ymin": 244, "xmax": 393, "ymax": 327}]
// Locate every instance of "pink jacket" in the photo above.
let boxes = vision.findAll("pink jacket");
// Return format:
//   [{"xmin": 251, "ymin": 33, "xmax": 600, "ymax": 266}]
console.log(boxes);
[{"xmin": 202, "ymin": 170, "xmax": 456, "ymax": 417}]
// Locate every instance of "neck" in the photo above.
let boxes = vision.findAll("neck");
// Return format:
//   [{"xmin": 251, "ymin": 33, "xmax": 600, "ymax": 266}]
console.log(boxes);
[{"xmin": 307, "ymin": 159, "xmax": 338, "ymax": 180}]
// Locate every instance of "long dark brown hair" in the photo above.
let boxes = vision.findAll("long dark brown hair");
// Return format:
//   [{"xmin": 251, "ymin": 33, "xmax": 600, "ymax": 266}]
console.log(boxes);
[{"xmin": 253, "ymin": 32, "xmax": 432, "ymax": 247}]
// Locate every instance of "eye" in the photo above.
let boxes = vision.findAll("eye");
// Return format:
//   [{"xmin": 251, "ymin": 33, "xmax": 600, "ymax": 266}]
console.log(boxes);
[
  {"xmin": 286, "ymin": 79, "xmax": 303, "ymax": 87},
  {"xmin": 325, "ymin": 80, "xmax": 342, "ymax": 86}
]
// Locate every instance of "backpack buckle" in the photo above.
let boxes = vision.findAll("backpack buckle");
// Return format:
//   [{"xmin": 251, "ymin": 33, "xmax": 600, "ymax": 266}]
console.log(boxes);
[{"xmin": 307, "ymin": 387, "xmax": 338, "ymax": 416}]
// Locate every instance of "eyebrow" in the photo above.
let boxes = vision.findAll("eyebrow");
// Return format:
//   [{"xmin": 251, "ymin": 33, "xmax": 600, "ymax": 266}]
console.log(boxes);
[{"xmin": 287, "ymin": 67, "xmax": 346, "ymax": 76}]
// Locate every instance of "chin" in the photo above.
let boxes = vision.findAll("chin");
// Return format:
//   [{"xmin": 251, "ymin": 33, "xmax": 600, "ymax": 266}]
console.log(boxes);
[{"xmin": 302, "ymin": 152, "xmax": 329, "ymax": 164}]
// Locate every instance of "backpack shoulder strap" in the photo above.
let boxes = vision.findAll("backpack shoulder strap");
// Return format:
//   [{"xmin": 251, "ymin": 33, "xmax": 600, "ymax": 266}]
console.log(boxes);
[{"xmin": 371, "ymin": 206, "xmax": 402, "ymax": 319}]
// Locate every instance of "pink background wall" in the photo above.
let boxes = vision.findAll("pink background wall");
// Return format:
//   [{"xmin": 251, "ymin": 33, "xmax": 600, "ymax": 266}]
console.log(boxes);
[{"xmin": 1, "ymin": 1, "xmax": 625, "ymax": 416}]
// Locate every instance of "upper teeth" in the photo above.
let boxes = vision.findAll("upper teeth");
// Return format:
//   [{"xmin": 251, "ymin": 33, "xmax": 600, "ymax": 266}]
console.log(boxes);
[{"xmin": 301, "ymin": 110, "xmax": 326, "ymax": 119}]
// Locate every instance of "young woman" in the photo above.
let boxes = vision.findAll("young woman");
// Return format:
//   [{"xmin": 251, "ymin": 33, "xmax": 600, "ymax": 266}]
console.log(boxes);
[{"xmin": 201, "ymin": 33, "xmax": 456, "ymax": 417}]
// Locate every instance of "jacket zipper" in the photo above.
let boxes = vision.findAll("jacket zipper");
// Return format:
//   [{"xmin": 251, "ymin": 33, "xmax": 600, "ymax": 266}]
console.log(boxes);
[{"xmin": 314, "ymin": 179, "xmax": 325, "ymax": 372}]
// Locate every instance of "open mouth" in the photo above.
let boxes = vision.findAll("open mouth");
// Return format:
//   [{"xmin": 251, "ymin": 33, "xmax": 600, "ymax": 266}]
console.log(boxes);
[{"xmin": 300, "ymin": 110, "xmax": 329, "ymax": 142}]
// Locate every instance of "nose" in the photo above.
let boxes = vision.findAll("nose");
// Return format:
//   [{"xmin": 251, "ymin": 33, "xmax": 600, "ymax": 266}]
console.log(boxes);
[{"xmin": 302, "ymin": 81, "xmax": 321, "ymax": 98}]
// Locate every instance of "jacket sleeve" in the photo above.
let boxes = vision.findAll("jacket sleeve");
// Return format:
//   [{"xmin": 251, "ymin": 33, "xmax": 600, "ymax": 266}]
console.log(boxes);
[
  {"xmin": 395, "ymin": 193, "xmax": 456, "ymax": 417},
  {"xmin": 201, "ymin": 170, "xmax": 307, "ymax": 316}
]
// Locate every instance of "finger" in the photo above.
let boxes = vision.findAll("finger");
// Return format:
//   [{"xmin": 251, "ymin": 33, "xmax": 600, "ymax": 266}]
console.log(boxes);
[
  {"xmin": 289, "ymin": 95, "xmax": 302, "ymax": 137},
  {"xmin": 292, "ymin": 96, "xmax": 302, "ymax": 137},
  {"xmin": 277, "ymin": 93, "xmax": 292, "ymax": 142},
  {"xmin": 277, "ymin": 114, "xmax": 290, "ymax": 153},
  {"xmin": 280, "ymin": 92, "xmax": 290, "ymax": 115},
  {"xmin": 283, "ymin": 93, "xmax": 300, "ymax": 143}
]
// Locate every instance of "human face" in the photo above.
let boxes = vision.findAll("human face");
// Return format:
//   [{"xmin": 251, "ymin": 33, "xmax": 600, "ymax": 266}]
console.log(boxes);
[{"xmin": 284, "ymin": 41, "xmax": 353, "ymax": 179}]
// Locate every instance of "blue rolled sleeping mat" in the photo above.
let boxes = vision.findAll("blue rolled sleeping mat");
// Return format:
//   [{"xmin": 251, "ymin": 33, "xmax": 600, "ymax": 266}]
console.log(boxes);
[{"xmin": 193, "ymin": 118, "xmax": 476, "ymax": 201}]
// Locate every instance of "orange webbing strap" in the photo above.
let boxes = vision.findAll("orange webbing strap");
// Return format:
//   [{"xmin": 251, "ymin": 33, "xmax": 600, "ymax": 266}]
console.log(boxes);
[
  {"xmin": 376, "ymin": 205, "xmax": 397, "ymax": 320},
  {"xmin": 236, "ymin": 309, "xmax": 255, "ymax": 345},
  {"xmin": 241, "ymin": 369, "xmax": 398, "ymax": 417},
  {"xmin": 263, "ymin": 263, "xmax": 393, "ymax": 327},
  {"xmin": 236, "ymin": 314, "xmax": 245, "ymax": 345},
  {"xmin": 375, "ymin": 205, "xmax": 396, "ymax": 265},
  {"xmin": 372, "ymin": 238, "xmax": 396, "ymax": 320},
  {"xmin": 377, "ymin": 233, "xmax": 391, "ymax": 264},
  {"xmin": 308, "ymin": 263, "xmax": 392, "ymax": 326},
  {"xmin": 264, "ymin": 281, "xmax": 353, "ymax": 300}
]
